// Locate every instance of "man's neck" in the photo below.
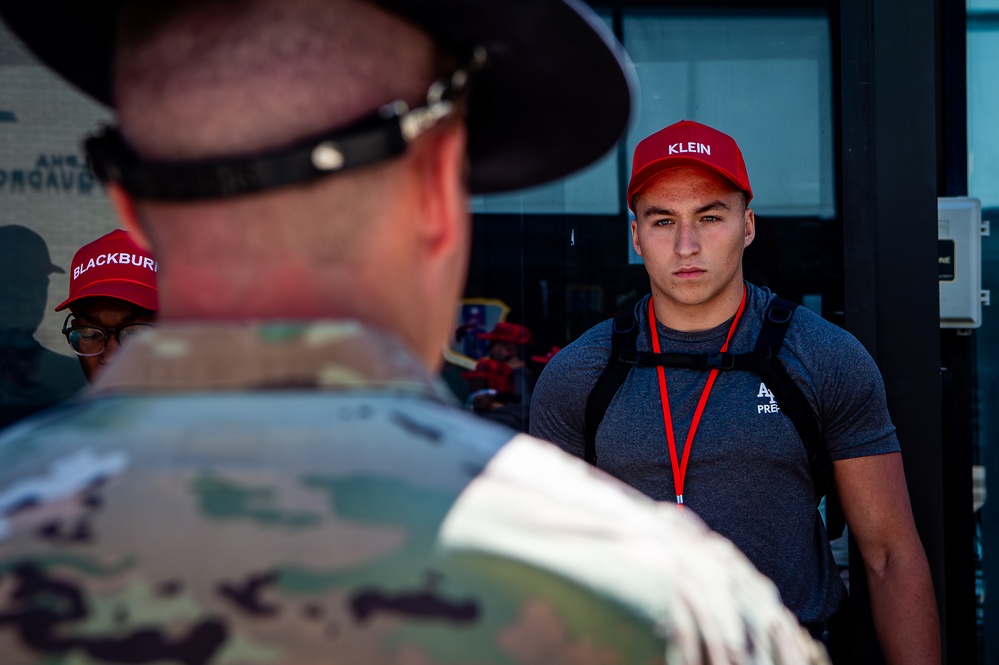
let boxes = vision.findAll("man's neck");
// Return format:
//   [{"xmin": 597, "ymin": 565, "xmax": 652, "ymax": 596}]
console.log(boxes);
[{"xmin": 649, "ymin": 283, "xmax": 746, "ymax": 333}]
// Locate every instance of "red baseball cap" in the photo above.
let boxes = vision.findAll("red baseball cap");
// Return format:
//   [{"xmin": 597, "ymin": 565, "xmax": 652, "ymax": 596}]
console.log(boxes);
[
  {"xmin": 479, "ymin": 322, "xmax": 533, "ymax": 345},
  {"xmin": 627, "ymin": 120, "xmax": 753, "ymax": 211},
  {"xmin": 55, "ymin": 229, "xmax": 159, "ymax": 312}
]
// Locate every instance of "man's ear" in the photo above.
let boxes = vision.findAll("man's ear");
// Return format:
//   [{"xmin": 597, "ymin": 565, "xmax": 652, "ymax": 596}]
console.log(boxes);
[
  {"xmin": 415, "ymin": 123, "xmax": 469, "ymax": 257},
  {"xmin": 743, "ymin": 207, "xmax": 756, "ymax": 248},
  {"xmin": 630, "ymin": 218, "xmax": 643, "ymax": 257},
  {"xmin": 107, "ymin": 182, "xmax": 152, "ymax": 250}
]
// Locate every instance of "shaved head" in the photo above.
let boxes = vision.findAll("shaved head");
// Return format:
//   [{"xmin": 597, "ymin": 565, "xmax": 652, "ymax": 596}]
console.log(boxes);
[
  {"xmin": 107, "ymin": 0, "xmax": 471, "ymax": 368},
  {"xmin": 115, "ymin": 0, "xmax": 440, "ymax": 160}
]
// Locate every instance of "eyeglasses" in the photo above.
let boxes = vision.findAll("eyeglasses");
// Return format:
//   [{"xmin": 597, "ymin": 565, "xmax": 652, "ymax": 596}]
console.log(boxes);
[{"xmin": 61, "ymin": 314, "xmax": 155, "ymax": 357}]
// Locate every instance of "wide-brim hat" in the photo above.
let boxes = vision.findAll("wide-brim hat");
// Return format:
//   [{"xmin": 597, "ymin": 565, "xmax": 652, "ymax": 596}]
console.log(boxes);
[{"xmin": 0, "ymin": 0, "xmax": 635, "ymax": 195}]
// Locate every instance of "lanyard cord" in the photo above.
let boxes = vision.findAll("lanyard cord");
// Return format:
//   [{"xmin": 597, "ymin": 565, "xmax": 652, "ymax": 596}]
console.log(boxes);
[{"xmin": 648, "ymin": 285, "xmax": 747, "ymax": 510}]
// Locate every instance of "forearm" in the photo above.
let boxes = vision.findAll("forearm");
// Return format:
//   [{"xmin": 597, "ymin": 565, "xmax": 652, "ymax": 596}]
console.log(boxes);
[{"xmin": 865, "ymin": 547, "xmax": 941, "ymax": 665}]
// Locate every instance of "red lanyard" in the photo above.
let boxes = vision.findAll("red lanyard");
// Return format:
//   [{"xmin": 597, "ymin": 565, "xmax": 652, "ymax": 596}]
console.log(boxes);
[{"xmin": 648, "ymin": 285, "xmax": 747, "ymax": 510}]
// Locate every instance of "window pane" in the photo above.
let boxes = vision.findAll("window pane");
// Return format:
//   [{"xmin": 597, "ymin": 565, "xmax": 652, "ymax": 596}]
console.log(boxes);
[
  {"xmin": 472, "ymin": 9, "xmax": 835, "ymax": 218},
  {"xmin": 968, "ymin": 16, "xmax": 999, "ymax": 208},
  {"xmin": 471, "ymin": 11, "xmax": 621, "ymax": 215},
  {"xmin": 470, "ymin": 152, "xmax": 621, "ymax": 215},
  {"xmin": 623, "ymin": 11, "xmax": 835, "ymax": 218}
]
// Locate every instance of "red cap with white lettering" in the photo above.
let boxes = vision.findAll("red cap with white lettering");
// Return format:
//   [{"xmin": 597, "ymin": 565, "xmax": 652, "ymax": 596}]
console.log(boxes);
[
  {"xmin": 627, "ymin": 119, "xmax": 753, "ymax": 211},
  {"xmin": 54, "ymin": 229, "xmax": 159, "ymax": 312}
]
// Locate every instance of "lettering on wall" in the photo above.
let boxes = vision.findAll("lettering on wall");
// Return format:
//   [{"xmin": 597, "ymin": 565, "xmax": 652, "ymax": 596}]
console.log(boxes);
[{"xmin": 0, "ymin": 153, "xmax": 98, "ymax": 195}]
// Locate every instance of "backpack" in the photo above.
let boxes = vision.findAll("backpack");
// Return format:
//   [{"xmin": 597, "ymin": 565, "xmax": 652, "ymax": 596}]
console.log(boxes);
[{"xmin": 582, "ymin": 297, "xmax": 844, "ymax": 539}]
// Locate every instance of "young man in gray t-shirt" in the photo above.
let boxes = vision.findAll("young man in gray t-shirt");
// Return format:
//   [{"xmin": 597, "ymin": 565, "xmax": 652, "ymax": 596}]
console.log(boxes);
[{"xmin": 531, "ymin": 119, "xmax": 940, "ymax": 665}]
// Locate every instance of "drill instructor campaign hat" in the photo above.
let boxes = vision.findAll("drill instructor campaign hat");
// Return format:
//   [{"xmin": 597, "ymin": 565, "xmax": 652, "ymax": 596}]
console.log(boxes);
[
  {"xmin": 627, "ymin": 120, "xmax": 754, "ymax": 212},
  {"xmin": 0, "ymin": 0, "xmax": 636, "ymax": 198},
  {"xmin": 54, "ymin": 229, "xmax": 159, "ymax": 312}
]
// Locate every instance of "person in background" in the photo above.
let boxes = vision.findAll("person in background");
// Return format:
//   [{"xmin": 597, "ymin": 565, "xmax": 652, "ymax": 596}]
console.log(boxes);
[
  {"xmin": 55, "ymin": 229, "xmax": 158, "ymax": 383},
  {"xmin": 480, "ymin": 322, "xmax": 534, "ymax": 388},
  {"xmin": 0, "ymin": 2, "xmax": 828, "ymax": 663},
  {"xmin": 463, "ymin": 322, "xmax": 535, "ymax": 431},
  {"xmin": 461, "ymin": 357, "xmax": 521, "ymax": 429},
  {"xmin": 531, "ymin": 119, "xmax": 940, "ymax": 664}
]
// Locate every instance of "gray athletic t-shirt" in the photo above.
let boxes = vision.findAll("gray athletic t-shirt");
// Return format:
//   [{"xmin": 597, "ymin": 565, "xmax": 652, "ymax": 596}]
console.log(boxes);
[{"xmin": 530, "ymin": 282, "xmax": 901, "ymax": 626}]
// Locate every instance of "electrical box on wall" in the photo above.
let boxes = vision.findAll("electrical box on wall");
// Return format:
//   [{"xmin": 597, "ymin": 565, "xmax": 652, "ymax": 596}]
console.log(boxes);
[{"xmin": 939, "ymin": 197, "xmax": 989, "ymax": 329}]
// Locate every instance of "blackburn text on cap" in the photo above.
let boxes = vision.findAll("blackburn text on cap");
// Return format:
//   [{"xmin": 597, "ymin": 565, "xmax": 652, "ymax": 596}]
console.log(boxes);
[{"xmin": 55, "ymin": 229, "xmax": 159, "ymax": 312}]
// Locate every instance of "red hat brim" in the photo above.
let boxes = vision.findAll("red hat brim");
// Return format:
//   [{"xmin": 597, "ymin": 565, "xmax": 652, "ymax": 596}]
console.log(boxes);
[
  {"xmin": 55, "ymin": 279, "xmax": 158, "ymax": 312},
  {"xmin": 627, "ymin": 156, "xmax": 754, "ymax": 212}
]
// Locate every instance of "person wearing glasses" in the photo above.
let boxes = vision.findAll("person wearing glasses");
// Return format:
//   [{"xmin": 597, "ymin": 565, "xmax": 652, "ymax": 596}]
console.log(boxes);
[{"xmin": 55, "ymin": 229, "xmax": 158, "ymax": 383}]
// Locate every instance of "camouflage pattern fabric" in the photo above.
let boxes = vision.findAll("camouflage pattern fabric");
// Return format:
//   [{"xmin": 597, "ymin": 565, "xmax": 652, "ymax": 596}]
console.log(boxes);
[{"xmin": 0, "ymin": 322, "xmax": 829, "ymax": 664}]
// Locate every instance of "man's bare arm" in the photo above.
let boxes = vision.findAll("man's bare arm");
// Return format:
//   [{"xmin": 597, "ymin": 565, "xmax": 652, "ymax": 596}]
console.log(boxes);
[{"xmin": 834, "ymin": 452, "xmax": 941, "ymax": 665}]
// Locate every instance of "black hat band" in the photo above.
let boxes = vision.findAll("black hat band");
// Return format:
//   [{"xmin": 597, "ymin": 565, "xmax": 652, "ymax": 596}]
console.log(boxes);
[{"xmin": 84, "ymin": 49, "xmax": 485, "ymax": 201}]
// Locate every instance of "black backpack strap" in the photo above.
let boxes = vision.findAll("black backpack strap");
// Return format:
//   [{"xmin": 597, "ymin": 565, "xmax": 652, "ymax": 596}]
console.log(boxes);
[
  {"xmin": 583, "ymin": 313, "xmax": 638, "ymax": 465},
  {"xmin": 612, "ymin": 299, "xmax": 797, "ymax": 372},
  {"xmin": 753, "ymin": 297, "xmax": 796, "ymax": 356},
  {"xmin": 579, "ymin": 297, "xmax": 843, "ymax": 537},
  {"xmin": 749, "ymin": 298, "xmax": 828, "ymax": 492},
  {"xmin": 628, "ymin": 350, "xmax": 741, "ymax": 371},
  {"xmin": 752, "ymin": 298, "xmax": 843, "ymax": 538}
]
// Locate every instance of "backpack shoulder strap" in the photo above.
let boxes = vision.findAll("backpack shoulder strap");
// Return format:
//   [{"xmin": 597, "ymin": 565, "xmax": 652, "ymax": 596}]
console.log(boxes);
[
  {"xmin": 617, "ymin": 298, "xmax": 798, "ymax": 372},
  {"xmin": 751, "ymin": 298, "xmax": 827, "ymax": 491},
  {"xmin": 583, "ymin": 312, "xmax": 638, "ymax": 465},
  {"xmin": 579, "ymin": 296, "xmax": 843, "ymax": 536},
  {"xmin": 752, "ymin": 298, "xmax": 842, "ymax": 535},
  {"xmin": 754, "ymin": 296, "xmax": 797, "ymax": 355}
]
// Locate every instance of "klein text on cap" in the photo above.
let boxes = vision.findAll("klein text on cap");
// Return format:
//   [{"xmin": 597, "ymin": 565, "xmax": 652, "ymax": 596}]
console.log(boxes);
[{"xmin": 627, "ymin": 120, "xmax": 753, "ymax": 211}]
